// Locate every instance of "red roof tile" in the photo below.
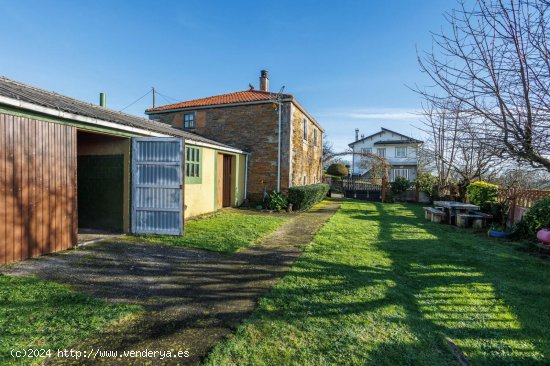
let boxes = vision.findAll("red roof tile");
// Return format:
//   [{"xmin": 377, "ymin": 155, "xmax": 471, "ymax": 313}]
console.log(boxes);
[{"xmin": 146, "ymin": 89, "xmax": 293, "ymax": 112}]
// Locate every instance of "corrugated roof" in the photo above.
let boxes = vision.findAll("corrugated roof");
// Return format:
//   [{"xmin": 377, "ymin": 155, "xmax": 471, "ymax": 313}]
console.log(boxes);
[
  {"xmin": 146, "ymin": 89, "xmax": 293, "ymax": 112},
  {"xmin": 0, "ymin": 76, "xmax": 242, "ymax": 150}
]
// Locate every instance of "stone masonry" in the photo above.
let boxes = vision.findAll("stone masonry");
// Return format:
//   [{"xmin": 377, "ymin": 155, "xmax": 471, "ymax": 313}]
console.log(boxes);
[{"xmin": 151, "ymin": 101, "xmax": 322, "ymax": 203}]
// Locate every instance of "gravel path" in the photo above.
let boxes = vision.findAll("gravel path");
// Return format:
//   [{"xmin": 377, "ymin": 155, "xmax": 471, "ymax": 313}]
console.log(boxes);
[{"xmin": 2, "ymin": 202, "xmax": 340, "ymax": 365}]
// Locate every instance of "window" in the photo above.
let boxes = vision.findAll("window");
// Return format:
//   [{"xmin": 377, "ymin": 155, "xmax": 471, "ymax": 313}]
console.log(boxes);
[
  {"xmin": 313, "ymin": 128, "xmax": 318, "ymax": 146},
  {"xmin": 377, "ymin": 148, "xmax": 386, "ymax": 158},
  {"xmin": 361, "ymin": 147, "xmax": 372, "ymax": 155},
  {"xmin": 303, "ymin": 118, "xmax": 308, "ymax": 141},
  {"xmin": 395, "ymin": 147, "xmax": 407, "ymax": 157},
  {"xmin": 303, "ymin": 175, "xmax": 307, "ymax": 185},
  {"xmin": 183, "ymin": 113, "xmax": 195, "ymax": 128},
  {"xmin": 391, "ymin": 168, "xmax": 410, "ymax": 181},
  {"xmin": 185, "ymin": 146, "xmax": 201, "ymax": 183}
]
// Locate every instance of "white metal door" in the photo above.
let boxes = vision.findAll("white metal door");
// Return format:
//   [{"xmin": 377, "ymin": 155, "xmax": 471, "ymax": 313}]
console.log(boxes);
[{"xmin": 131, "ymin": 137, "xmax": 183, "ymax": 235}]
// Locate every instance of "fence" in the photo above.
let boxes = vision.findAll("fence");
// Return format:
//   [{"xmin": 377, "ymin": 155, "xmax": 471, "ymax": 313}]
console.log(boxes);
[{"xmin": 498, "ymin": 188, "xmax": 550, "ymax": 225}]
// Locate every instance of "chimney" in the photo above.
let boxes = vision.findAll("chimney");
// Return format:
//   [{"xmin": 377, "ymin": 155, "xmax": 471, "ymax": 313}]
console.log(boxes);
[
  {"xmin": 99, "ymin": 92, "xmax": 106, "ymax": 107},
  {"xmin": 355, "ymin": 128, "xmax": 359, "ymax": 141},
  {"xmin": 259, "ymin": 70, "xmax": 269, "ymax": 92}
]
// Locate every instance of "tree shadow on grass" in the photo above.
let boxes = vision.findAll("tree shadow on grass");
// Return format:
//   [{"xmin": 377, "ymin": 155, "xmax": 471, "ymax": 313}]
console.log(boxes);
[
  {"xmin": 217, "ymin": 201, "xmax": 550, "ymax": 365},
  {"xmin": 373, "ymin": 203, "xmax": 550, "ymax": 365}
]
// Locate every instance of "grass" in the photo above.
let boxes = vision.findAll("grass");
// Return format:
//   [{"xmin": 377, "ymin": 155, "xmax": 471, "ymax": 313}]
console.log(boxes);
[
  {"xmin": 131, "ymin": 210, "xmax": 288, "ymax": 253},
  {"xmin": 0, "ymin": 275, "xmax": 139, "ymax": 365},
  {"xmin": 205, "ymin": 200, "xmax": 550, "ymax": 365}
]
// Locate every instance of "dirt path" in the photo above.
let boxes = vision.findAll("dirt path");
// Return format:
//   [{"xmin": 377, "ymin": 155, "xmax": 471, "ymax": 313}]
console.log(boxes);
[{"xmin": 2, "ymin": 201, "xmax": 340, "ymax": 365}]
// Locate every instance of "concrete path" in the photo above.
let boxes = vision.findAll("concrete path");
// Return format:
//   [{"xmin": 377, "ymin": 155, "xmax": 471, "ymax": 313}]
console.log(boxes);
[{"xmin": 2, "ymin": 201, "xmax": 340, "ymax": 365}]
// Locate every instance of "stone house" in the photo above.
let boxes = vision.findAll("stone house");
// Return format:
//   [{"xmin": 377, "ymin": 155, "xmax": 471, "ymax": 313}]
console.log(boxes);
[{"xmin": 146, "ymin": 70, "xmax": 324, "ymax": 202}]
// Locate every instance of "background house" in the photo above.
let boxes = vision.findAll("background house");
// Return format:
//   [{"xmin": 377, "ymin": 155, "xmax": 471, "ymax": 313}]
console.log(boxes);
[
  {"xmin": 146, "ymin": 70, "xmax": 323, "ymax": 202},
  {"xmin": 0, "ymin": 77, "xmax": 247, "ymax": 265},
  {"xmin": 349, "ymin": 127, "xmax": 423, "ymax": 181}
]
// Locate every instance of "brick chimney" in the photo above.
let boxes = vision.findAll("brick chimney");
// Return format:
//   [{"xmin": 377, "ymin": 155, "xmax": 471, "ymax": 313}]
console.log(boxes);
[{"xmin": 259, "ymin": 70, "xmax": 269, "ymax": 92}]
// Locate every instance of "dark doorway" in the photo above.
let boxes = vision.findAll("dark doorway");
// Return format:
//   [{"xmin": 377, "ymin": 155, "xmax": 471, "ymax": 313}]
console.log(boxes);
[
  {"xmin": 222, "ymin": 155, "xmax": 232, "ymax": 207},
  {"xmin": 77, "ymin": 154, "xmax": 124, "ymax": 232}
]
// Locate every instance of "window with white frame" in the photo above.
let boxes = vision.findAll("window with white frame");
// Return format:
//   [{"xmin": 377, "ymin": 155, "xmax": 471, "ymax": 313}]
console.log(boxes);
[
  {"xmin": 392, "ymin": 168, "xmax": 409, "ymax": 181},
  {"xmin": 303, "ymin": 118, "xmax": 308, "ymax": 141},
  {"xmin": 313, "ymin": 128, "xmax": 318, "ymax": 146},
  {"xmin": 395, "ymin": 147, "xmax": 407, "ymax": 157},
  {"xmin": 183, "ymin": 113, "xmax": 195, "ymax": 128},
  {"xmin": 361, "ymin": 147, "xmax": 372, "ymax": 155},
  {"xmin": 377, "ymin": 148, "xmax": 386, "ymax": 158}
]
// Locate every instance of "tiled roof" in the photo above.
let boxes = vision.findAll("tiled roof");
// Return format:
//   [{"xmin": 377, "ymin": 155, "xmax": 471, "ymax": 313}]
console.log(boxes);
[
  {"xmin": 146, "ymin": 89, "xmax": 293, "ymax": 112},
  {"xmin": 0, "ymin": 76, "xmax": 242, "ymax": 150}
]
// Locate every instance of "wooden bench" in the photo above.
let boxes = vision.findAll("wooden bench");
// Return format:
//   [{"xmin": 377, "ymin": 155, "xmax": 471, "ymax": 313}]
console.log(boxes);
[
  {"xmin": 457, "ymin": 213, "xmax": 486, "ymax": 228},
  {"xmin": 424, "ymin": 207, "xmax": 446, "ymax": 223}
]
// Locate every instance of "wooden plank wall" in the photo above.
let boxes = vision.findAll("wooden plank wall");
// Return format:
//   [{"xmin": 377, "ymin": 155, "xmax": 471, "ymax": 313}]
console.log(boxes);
[{"xmin": 0, "ymin": 114, "xmax": 77, "ymax": 265}]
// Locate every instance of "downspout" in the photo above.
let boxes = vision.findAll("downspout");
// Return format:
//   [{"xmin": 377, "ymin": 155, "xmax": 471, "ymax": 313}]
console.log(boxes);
[{"xmin": 277, "ymin": 100, "xmax": 282, "ymax": 192}]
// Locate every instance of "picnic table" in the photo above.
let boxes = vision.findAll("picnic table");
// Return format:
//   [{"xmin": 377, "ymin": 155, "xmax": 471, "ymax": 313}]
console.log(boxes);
[{"xmin": 433, "ymin": 201, "xmax": 481, "ymax": 225}]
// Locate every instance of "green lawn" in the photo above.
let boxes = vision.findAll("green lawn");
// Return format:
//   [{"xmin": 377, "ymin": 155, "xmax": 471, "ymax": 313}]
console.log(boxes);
[
  {"xmin": 0, "ymin": 275, "xmax": 139, "ymax": 365},
  {"xmin": 205, "ymin": 200, "xmax": 550, "ymax": 365},
  {"xmin": 132, "ymin": 210, "xmax": 289, "ymax": 253}
]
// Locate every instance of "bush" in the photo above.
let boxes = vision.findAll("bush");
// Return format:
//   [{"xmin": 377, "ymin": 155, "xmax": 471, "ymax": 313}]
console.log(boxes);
[
  {"xmin": 288, "ymin": 183, "xmax": 330, "ymax": 211},
  {"xmin": 265, "ymin": 191, "xmax": 288, "ymax": 211},
  {"xmin": 390, "ymin": 176, "xmax": 411, "ymax": 195},
  {"xmin": 416, "ymin": 173, "xmax": 438, "ymax": 199},
  {"xmin": 466, "ymin": 181, "xmax": 498, "ymax": 210},
  {"xmin": 514, "ymin": 196, "xmax": 550, "ymax": 239},
  {"xmin": 326, "ymin": 163, "xmax": 348, "ymax": 177}
]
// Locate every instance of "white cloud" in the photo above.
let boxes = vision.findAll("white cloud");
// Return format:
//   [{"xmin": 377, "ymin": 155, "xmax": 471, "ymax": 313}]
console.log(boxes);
[{"xmin": 316, "ymin": 108, "xmax": 422, "ymax": 121}]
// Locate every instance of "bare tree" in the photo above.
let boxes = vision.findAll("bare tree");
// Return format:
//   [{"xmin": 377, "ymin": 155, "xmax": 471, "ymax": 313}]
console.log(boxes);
[
  {"xmin": 417, "ymin": 0, "xmax": 550, "ymax": 171},
  {"xmin": 419, "ymin": 99, "xmax": 500, "ymax": 196}
]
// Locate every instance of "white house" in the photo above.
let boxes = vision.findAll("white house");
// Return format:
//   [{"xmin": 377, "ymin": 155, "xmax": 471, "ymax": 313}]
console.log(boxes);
[{"xmin": 349, "ymin": 128, "xmax": 423, "ymax": 181}]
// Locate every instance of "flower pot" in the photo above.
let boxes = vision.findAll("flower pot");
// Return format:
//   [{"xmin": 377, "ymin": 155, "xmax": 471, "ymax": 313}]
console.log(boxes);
[
  {"xmin": 489, "ymin": 229, "xmax": 512, "ymax": 238},
  {"xmin": 537, "ymin": 229, "xmax": 550, "ymax": 245}
]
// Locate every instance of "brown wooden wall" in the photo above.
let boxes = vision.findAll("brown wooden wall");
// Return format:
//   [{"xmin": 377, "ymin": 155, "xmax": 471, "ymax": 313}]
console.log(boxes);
[{"xmin": 0, "ymin": 114, "xmax": 77, "ymax": 265}]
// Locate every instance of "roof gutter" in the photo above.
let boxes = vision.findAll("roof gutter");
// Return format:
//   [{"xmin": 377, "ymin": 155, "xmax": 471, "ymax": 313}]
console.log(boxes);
[{"xmin": 0, "ymin": 95, "xmax": 168, "ymax": 137}]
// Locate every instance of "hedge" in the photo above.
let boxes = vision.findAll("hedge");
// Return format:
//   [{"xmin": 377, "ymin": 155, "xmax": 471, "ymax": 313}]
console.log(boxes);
[{"xmin": 288, "ymin": 183, "xmax": 330, "ymax": 211}]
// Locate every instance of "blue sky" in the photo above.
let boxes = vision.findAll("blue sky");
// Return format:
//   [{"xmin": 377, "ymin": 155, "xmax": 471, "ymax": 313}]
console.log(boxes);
[{"xmin": 0, "ymin": 0, "xmax": 455, "ymax": 152}]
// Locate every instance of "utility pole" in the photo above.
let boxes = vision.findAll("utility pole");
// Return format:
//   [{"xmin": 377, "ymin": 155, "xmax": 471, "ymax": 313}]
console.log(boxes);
[{"xmin": 152, "ymin": 87, "xmax": 156, "ymax": 108}]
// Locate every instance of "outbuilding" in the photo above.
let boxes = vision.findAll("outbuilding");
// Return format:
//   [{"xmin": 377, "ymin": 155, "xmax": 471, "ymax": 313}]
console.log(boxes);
[{"xmin": 0, "ymin": 77, "xmax": 248, "ymax": 264}]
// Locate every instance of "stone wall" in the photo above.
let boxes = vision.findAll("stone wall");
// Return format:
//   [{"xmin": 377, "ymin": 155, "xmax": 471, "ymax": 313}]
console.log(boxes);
[
  {"xmin": 290, "ymin": 105, "xmax": 323, "ymax": 187},
  {"xmin": 151, "ymin": 103, "xmax": 292, "ymax": 202},
  {"xmin": 150, "ymin": 101, "xmax": 322, "ymax": 202}
]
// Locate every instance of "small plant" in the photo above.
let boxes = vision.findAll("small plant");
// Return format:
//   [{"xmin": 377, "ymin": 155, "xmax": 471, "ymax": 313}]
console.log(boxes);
[
  {"xmin": 265, "ymin": 191, "xmax": 288, "ymax": 211},
  {"xmin": 466, "ymin": 181, "xmax": 498, "ymax": 209}
]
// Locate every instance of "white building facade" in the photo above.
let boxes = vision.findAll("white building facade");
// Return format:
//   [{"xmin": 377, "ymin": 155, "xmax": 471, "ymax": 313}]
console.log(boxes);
[{"xmin": 349, "ymin": 128, "xmax": 423, "ymax": 181}]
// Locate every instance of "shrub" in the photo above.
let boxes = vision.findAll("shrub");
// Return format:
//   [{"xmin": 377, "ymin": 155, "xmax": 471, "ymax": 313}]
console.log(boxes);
[
  {"xmin": 514, "ymin": 196, "xmax": 550, "ymax": 239},
  {"xmin": 288, "ymin": 183, "xmax": 330, "ymax": 211},
  {"xmin": 416, "ymin": 173, "xmax": 438, "ymax": 199},
  {"xmin": 326, "ymin": 163, "xmax": 348, "ymax": 177},
  {"xmin": 466, "ymin": 181, "xmax": 498, "ymax": 209},
  {"xmin": 265, "ymin": 191, "xmax": 288, "ymax": 211},
  {"xmin": 390, "ymin": 176, "xmax": 411, "ymax": 195}
]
